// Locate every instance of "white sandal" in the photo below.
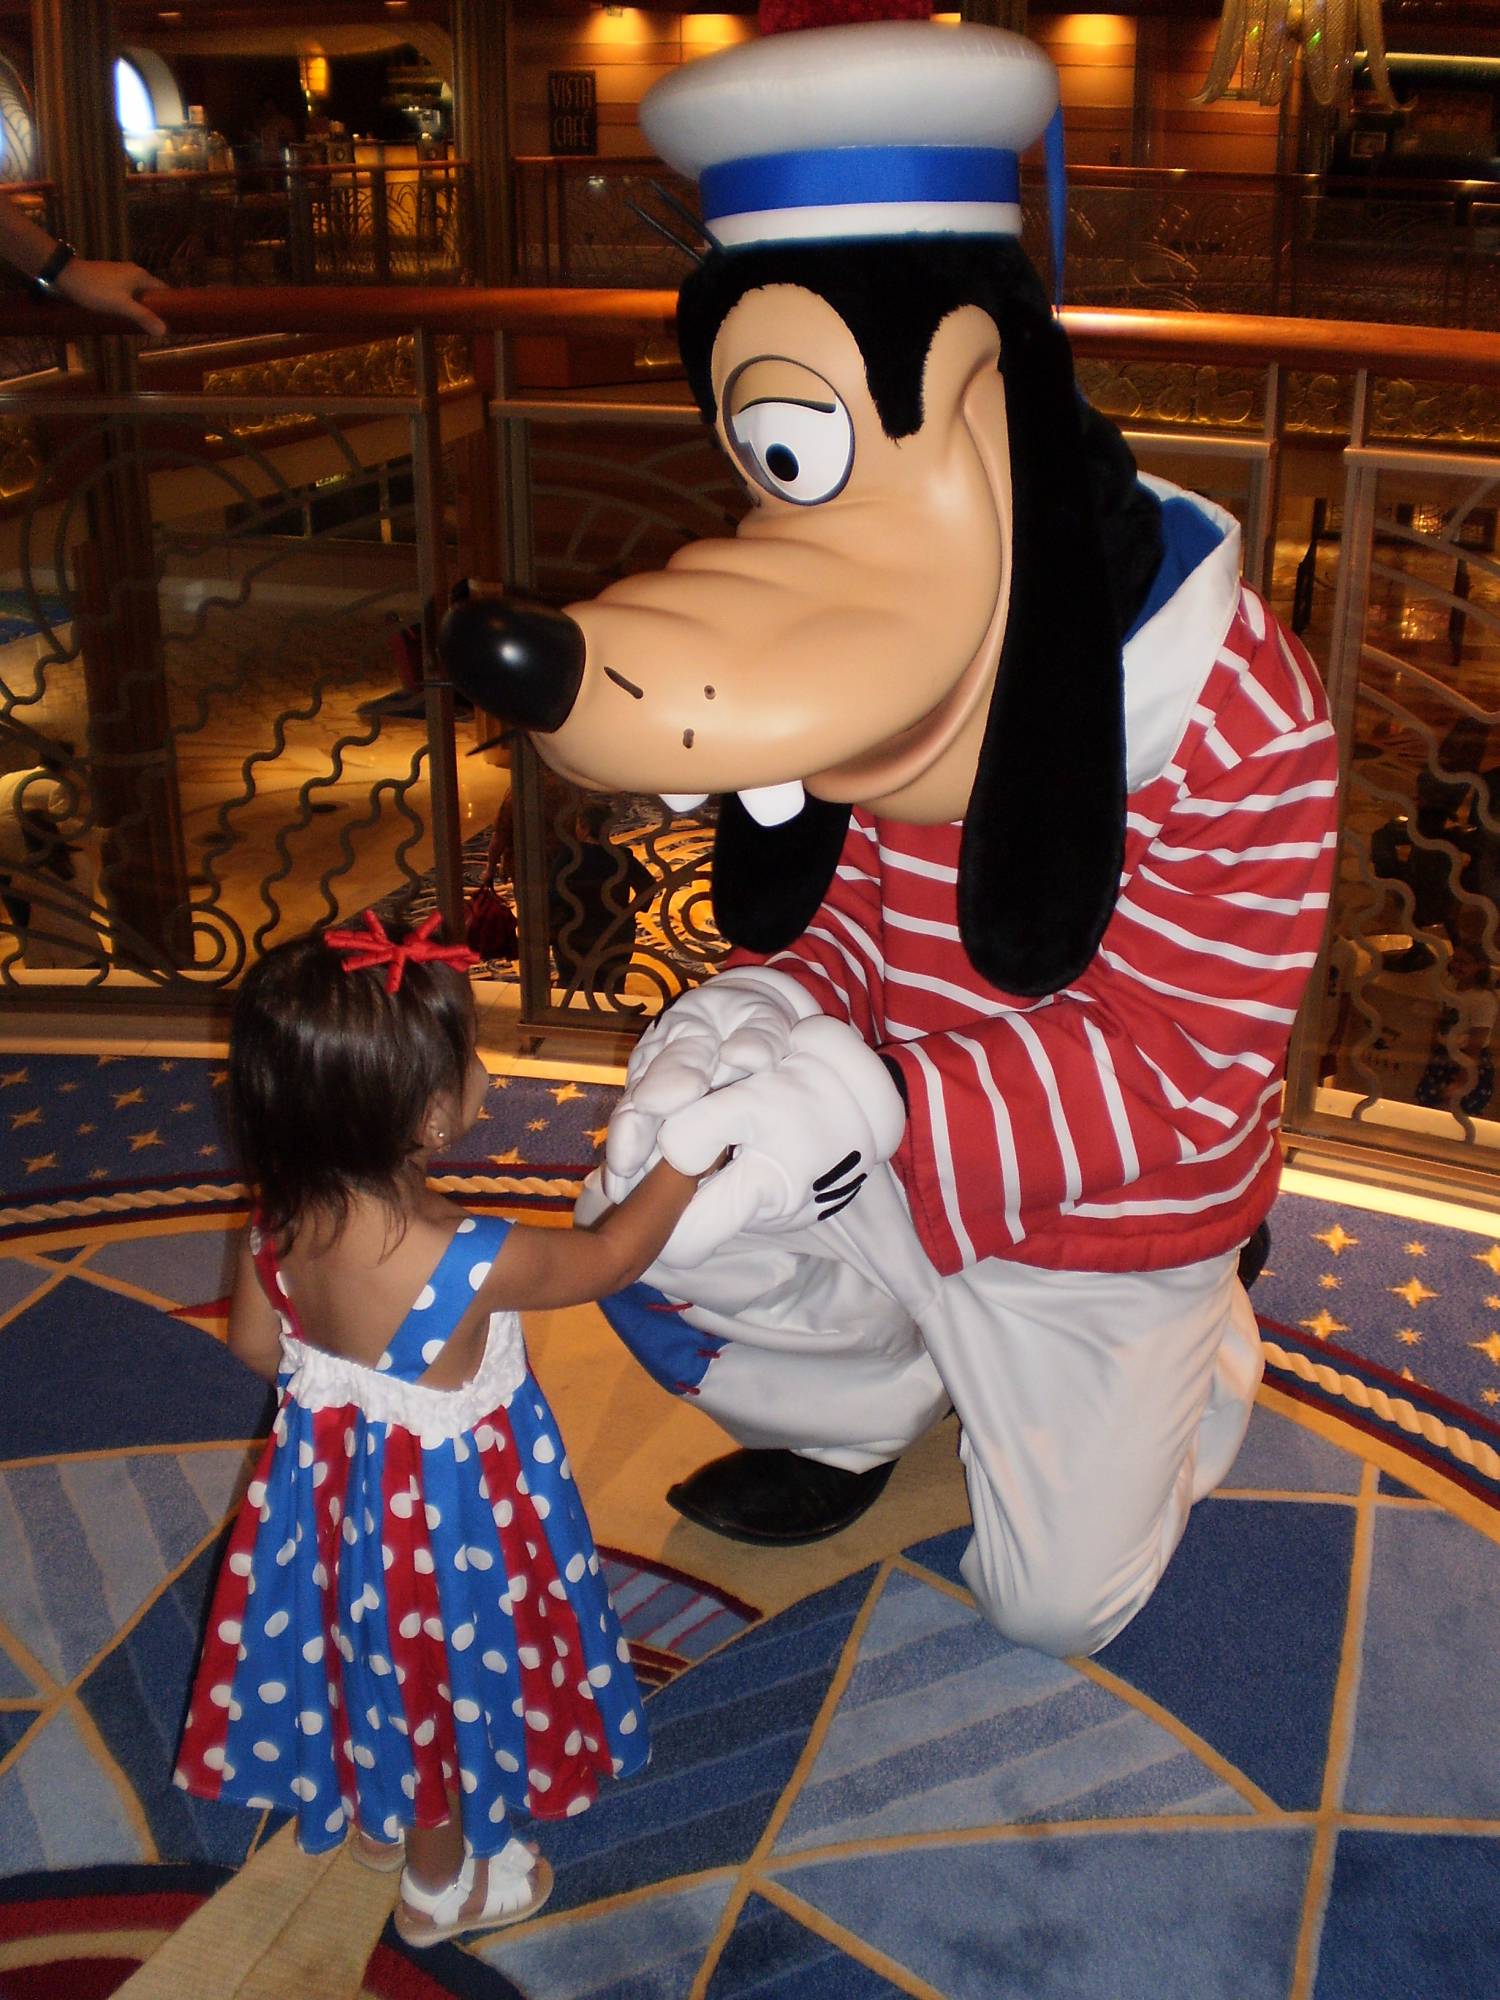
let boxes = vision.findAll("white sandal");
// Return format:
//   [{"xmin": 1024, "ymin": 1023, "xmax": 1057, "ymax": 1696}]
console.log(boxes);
[{"xmin": 394, "ymin": 1842, "xmax": 553, "ymax": 1948}]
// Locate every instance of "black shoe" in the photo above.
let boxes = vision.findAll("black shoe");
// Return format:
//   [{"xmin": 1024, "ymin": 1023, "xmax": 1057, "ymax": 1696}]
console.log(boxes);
[
  {"xmin": 1237, "ymin": 1220, "xmax": 1271, "ymax": 1289},
  {"xmin": 665, "ymin": 1447, "xmax": 896, "ymax": 1546}
]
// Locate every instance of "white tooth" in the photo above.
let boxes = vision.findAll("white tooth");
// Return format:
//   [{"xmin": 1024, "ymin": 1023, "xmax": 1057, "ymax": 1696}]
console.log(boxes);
[
  {"xmin": 660, "ymin": 793, "xmax": 709, "ymax": 812},
  {"xmin": 738, "ymin": 781, "xmax": 805, "ymax": 828}
]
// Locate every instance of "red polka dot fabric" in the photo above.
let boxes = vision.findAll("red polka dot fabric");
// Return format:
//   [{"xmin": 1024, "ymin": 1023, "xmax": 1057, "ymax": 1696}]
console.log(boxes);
[{"xmin": 175, "ymin": 1216, "xmax": 647, "ymax": 1854}]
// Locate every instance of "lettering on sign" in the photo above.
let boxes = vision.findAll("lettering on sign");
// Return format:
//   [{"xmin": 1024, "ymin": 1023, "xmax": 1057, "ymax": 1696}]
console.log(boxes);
[{"xmin": 548, "ymin": 71, "xmax": 598, "ymax": 156}]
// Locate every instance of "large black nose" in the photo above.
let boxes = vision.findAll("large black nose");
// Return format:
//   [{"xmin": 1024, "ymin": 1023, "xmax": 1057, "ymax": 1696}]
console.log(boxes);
[{"xmin": 438, "ymin": 594, "xmax": 585, "ymax": 733}]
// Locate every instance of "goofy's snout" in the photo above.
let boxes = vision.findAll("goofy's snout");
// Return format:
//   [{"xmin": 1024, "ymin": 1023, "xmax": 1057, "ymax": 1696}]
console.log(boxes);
[{"xmin": 438, "ymin": 594, "xmax": 585, "ymax": 733}]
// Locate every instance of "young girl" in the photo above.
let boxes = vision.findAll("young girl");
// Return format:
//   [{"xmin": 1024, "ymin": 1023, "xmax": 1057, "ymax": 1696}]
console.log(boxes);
[{"xmin": 175, "ymin": 909, "xmax": 704, "ymax": 1948}]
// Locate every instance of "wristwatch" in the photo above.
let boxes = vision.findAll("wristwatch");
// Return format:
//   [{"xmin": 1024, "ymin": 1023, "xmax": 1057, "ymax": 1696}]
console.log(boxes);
[{"xmin": 31, "ymin": 240, "xmax": 75, "ymax": 300}]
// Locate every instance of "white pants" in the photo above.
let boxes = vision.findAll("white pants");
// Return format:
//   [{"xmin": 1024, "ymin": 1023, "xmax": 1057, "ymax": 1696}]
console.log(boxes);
[{"xmin": 639, "ymin": 1164, "xmax": 1262, "ymax": 1658}]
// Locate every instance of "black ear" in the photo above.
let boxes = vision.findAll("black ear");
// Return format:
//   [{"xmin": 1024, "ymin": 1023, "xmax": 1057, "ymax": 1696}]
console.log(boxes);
[
  {"xmin": 712, "ymin": 792, "xmax": 852, "ymax": 953},
  {"xmin": 958, "ymin": 299, "xmax": 1127, "ymax": 998}
]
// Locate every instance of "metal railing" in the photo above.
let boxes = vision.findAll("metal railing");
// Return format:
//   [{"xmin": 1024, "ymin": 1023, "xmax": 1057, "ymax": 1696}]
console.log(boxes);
[
  {"xmin": 124, "ymin": 162, "xmax": 474, "ymax": 288},
  {"xmin": 512, "ymin": 157, "xmax": 1500, "ymax": 329},
  {"xmin": 0, "ymin": 285, "xmax": 1495, "ymax": 1197}
]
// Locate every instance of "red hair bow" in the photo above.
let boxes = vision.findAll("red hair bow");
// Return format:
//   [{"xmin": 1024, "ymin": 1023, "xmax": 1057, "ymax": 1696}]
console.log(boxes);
[{"xmin": 324, "ymin": 910, "xmax": 479, "ymax": 993}]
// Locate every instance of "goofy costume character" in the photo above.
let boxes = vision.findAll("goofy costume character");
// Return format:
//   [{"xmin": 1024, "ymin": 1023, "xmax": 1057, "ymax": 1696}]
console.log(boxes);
[{"xmin": 442, "ymin": 4, "xmax": 1340, "ymax": 1657}]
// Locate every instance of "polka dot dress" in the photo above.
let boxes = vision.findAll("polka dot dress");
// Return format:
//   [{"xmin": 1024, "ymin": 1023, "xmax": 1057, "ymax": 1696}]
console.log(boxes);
[{"xmin": 175, "ymin": 1215, "xmax": 648, "ymax": 1855}]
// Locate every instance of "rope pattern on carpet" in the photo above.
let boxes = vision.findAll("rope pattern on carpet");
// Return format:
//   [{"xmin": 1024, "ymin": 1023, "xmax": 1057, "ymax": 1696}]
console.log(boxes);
[
  {"xmin": 1262, "ymin": 1335, "xmax": 1500, "ymax": 1483},
  {"xmin": 0, "ymin": 1183, "xmax": 248, "ymax": 1228},
  {"xmin": 0, "ymin": 1171, "xmax": 585, "ymax": 1233}
]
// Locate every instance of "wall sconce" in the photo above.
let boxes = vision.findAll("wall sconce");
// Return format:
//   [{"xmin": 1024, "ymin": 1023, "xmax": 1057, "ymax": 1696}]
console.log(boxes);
[{"xmin": 299, "ymin": 52, "xmax": 330, "ymax": 99}]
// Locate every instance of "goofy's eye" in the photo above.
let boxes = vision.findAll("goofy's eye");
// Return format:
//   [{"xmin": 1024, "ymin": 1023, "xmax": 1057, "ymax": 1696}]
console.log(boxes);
[{"xmin": 727, "ymin": 394, "xmax": 854, "ymax": 507}]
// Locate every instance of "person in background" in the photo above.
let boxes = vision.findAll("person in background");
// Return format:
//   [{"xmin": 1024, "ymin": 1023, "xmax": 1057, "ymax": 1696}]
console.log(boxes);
[
  {"xmin": 0, "ymin": 193, "xmax": 165, "ymax": 335},
  {"xmin": 251, "ymin": 94, "xmax": 299, "ymax": 166}
]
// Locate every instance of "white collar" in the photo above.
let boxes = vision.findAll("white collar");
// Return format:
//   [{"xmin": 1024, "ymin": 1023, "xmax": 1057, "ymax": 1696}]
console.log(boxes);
[{"xmin": 1122, "ymin": 476, "xmax": 1244, "ymax": 793}]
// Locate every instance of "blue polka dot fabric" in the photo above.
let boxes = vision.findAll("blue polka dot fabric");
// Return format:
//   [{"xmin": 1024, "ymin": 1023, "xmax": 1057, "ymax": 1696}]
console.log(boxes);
[{"xmin": 175, "ymin": 1214, "xmax": 648, "ymax": 1855}]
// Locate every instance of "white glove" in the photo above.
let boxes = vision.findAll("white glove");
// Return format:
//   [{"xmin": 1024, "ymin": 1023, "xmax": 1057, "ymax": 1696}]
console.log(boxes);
[
  {"xmin": 573, "ymin": 1165, "xmax": 611, "ymax": 1232},
  {"xmin": 601, "ymin": 966, "xmax": 819, "ymax": 1201},
  {"xmin": 650, "ymin": 1015, "xmax": 905, "ymax": 1266}
]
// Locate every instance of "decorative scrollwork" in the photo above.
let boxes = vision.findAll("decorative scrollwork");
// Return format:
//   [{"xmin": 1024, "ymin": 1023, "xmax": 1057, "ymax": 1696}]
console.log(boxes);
[
  {"xmin": 1073, "ymin": 359, "xmax": 1264, "ymax": 432},
  {"xmin": 0, "ymin": 400, "xmax": 491, "ymax": 992},
  {"xmin": 203, "ymin": 336, "xmax": 473, "ymax": 434},
  {"xmin": 1315, "ymin": 467, "xmax": 1500, "ymax": 1143}
]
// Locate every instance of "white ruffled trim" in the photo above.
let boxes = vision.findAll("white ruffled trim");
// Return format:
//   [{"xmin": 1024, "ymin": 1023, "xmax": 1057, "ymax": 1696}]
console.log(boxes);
[{"xmin": 281, "ymin": 1312, "xmax": 526, "ymax": 1438}]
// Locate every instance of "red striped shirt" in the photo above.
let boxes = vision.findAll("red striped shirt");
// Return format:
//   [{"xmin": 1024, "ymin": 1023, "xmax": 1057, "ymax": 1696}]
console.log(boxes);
[{"xmin": 737, "ymin": 586, "xmax": 1339, "ymax": 1275}]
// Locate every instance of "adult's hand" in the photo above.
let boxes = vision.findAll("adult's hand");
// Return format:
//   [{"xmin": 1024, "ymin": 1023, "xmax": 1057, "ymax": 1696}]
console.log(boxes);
[{"xmin": 54, "ymin": 259, "xmax": 166, "ymax": 337}]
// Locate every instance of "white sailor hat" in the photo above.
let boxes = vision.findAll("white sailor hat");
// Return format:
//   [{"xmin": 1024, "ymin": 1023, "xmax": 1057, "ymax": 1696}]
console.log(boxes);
[{"xmin": 641, "ymin": 18, "xmax": 1064, "ymax": 270}]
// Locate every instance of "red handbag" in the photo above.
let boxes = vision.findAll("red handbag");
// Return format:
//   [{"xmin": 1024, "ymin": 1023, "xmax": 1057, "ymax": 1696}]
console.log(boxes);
[{"xmin": 465, "ymin": 876, "xmax": 518, "ymax": 960}]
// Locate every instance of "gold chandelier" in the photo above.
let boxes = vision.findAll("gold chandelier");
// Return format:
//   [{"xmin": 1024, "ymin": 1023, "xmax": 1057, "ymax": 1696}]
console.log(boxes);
[{"xmin": 1196, "ymin": 0, "xmax": 1396, "ymax": 108}]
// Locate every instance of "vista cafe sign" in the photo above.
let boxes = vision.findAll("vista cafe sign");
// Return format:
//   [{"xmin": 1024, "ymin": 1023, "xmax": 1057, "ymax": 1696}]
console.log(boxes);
[{"xmin": 548, "ymin": 70, "xmax": 598, "ymax": 155}]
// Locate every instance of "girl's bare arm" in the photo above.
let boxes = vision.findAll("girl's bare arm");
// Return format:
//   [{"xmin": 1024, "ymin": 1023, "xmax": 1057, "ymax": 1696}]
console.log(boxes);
[
  {"xmin": 479, "ymin": 1158, "xmax": 702, "ymax": 1312},
  {"xmin": 227, "ymin": 1233, "xmax": 285, "ymax": 1382}
]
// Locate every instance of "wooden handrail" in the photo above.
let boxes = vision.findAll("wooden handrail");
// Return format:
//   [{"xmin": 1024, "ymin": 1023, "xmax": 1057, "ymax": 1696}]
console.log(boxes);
[
  {"xmin": 0, "ymin": 286, "xmax": 679, "ymax": 341},
  {"xmin": 1062, "ymin": 307, "xmax": 1500, "ymax": 385},
  {"xmin": 1, "ymin": 287, "xmax": 1498, "ymax": 387}
]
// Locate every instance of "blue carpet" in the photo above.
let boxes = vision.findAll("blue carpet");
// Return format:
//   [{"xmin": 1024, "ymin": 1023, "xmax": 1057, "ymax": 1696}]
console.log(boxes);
[
  {"xmin": 1255, "ymin": 1187, "xmax": 1500, "ymax": 1419},
  {"xmin": 3, "ymin": 1063, "xmax": 1500, "ymax": 1996},
  {"xmin": 0, "ymin": 1053, "xmax": 619, "ymax": 1245}
]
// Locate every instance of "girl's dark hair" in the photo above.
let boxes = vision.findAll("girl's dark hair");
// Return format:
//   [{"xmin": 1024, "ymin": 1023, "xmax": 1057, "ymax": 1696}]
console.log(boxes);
[{"xmin": 228, "ymin": 916, "xmax": 474, "ymax": 1238}]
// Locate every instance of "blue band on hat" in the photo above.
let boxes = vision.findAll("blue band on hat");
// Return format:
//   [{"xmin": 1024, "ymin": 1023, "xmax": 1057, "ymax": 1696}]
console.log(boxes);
[{"xmin": 701, "ymin": 145, "xmax": 1021, "ymax": 224}]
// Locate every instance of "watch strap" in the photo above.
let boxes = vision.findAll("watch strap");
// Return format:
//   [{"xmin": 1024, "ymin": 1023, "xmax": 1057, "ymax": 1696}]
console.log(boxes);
[{"xmin": 32, "ymin": 241, "xmax": 74, "ymax": 298}]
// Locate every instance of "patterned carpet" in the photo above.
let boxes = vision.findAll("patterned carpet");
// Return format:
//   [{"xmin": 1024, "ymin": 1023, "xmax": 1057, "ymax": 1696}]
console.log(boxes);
[{"xmin": 3, "ymin": 1056, "xmax": 1500, "ymax": 1998}]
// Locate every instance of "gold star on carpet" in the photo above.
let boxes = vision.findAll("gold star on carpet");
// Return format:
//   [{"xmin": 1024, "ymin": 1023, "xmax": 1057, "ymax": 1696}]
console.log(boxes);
[
  {"xmin": 77, "ymin": 1121, "xmax": 95, "ymax": 1135},
  {"xmin": 1474, "ymin": 1245, "xmax": 1500, "ymax": 1276},
  {"xmin": 1470, "ymin": 1332, "xmax": 1500, "ymax": 1367},
  {"xmin": 1318, "ymin": 1273, "xmax": 1341, "ymax": 1291},
  {"xmin": 1488, "ymin": 1296, "xmax": 1500, "ymax": 1313},
  {"xmin": 57, "ymin": 1081, "xmax": 78, "ymax": 1094},
  {"xmin": 113, "ymin": 1087, "xmax": 145, "ymax": 1110},
  {"xmin": 210, "ymin": 1070, "xmax": 227, "ymax": 1088},
  {"xmin": 586, "ymin": 1124, "xmax": 610, "ymax": 1149},
  {"xmin": 129, "ymin": 1130, "xmax": 163, "ymax": 1153},
  {"xmin": 198, "ymin": 1143, "xmax": 217, "ymax": 1158},
  {"xmin": 89, "ymin": 1167, "xmax": 109, "ymax": 1180},
  {"xmin": 1315, "ymin": 1223, "xmax": 1359, "ymax": 1256},
  {"xmin": 1301, "ymin": 1309, "xmax": 1348, "ymax": 1341},
  {"xmin": 1403, "ymin": 1241, "xmax": 1427, "ymax": 1257},
  {"xmin": 1396, "ymin": 1328, "xmax": 1423, "ymax": 1347},
  {"xmin": 550, "ymin": 1082, "xmax": 585, "ymax": 1106},
  {"xmin": 174, "ymin": 1101, "xmax": 196, "ymax": 1114},
  {"xmin": 24, "ymin": 1153, "xmax": 57, "ymax": 1174},
  {"xmin": 1485, "ymin": 1389, "xmax": 1500, "ymax": 1407},
  {"xmin": 475, "ymin": 1107, "xmax": 490, "ymax": 1122},
  {"xmin": 1390, "ymin": 1276, "xmax": 1437, "ymax": 1307},
  {"xmin": 9, "ymin": 1107, "xmax": 40, "ymax": 1130},
  {"xmin": 1399, "ymin": 1366, "xmax": 1416, "ymax": 1382},
  {"xmin": 527, "ymin": 1118, "xmax": 547, "ymax": 1133},
  {"xmin": 0, "ymin": 1066, "xmax": 27, "ymax": 1087},
  {"xmin": 490, "ymin": 1147, "xmax": 521, "ymax": 1165}
]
